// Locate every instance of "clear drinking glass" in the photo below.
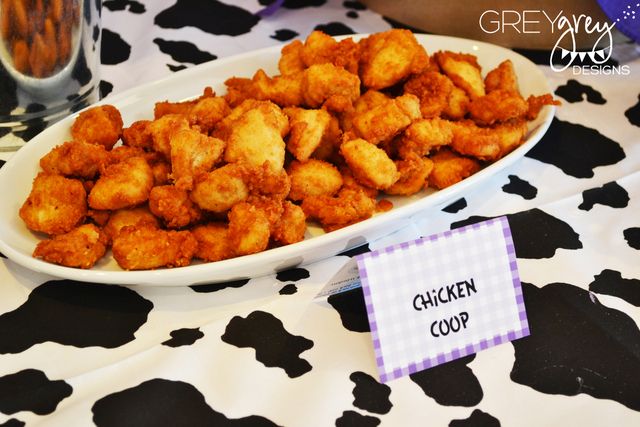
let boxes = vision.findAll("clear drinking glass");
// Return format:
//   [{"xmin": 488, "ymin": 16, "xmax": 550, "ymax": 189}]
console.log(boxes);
[{"xmin": 0, "ymin": 0, "xmax": 101, "ymax": 151}]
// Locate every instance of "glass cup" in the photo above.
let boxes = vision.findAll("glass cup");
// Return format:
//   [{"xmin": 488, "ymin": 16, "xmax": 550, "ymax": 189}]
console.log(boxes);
[{"xmin": 0, "ymin": 0, "xmax": 101, "ymax": 151}]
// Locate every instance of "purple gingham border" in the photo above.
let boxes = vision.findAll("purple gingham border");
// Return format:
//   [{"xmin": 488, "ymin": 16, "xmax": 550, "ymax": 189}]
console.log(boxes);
[{"xmin": 355, "ymin": 216, "xmax": 530, "ymax": 383}]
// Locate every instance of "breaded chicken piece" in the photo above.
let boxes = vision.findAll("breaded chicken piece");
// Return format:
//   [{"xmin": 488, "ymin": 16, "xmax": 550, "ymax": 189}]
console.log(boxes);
[
  {"xmin": 88, "ymin": 157, "xmax": 154, "ymax": 210},
  {"xmin": 434, "ymin": 51, "xmax": 485, "ymax": 100},
  {"xmin": 223, "ymin": 101, "xmax": 288, "ymax": 170},
  {"xmin": 285, "ymin": 107, "xmax": 335, "ymax": 161},
  {"xmin": 151, "ymin": 160, "xmax": 171, "ymax": 186},
  {"xmin": 302, "ymin": 188, "xmax": 376, "ymax": 230},
  {"xmin": 149, "ymin": 185, "xmax": 202, "ymax": 229},
  {"xmin": 70, "ymin": 105, "xmax": 123, "ymax": 150},
  {"xmin": 352, "ymin": 93, "xmax": 421, "ymax": 144},
  {"xmin": 112, "ymin": 224, "xmax": 197, "ymax": 270},
  {"xmin": 340, "ymin": 166, "xmax": 379, "ymax": 199},
  {"xmin": 340, "ymin": 138, "xmax": 400, "ymax": 190},
  {"xmin": 485, "ymin": 60, "xmax": 519, "ymax": 93},
  {"xmin": 154, "ymin": 87, "xmax": 215, "ymax": 118},
  {"xmin": 302, "ymin": 63, "xmax": 361, "ymax": 110},
  {"xmin": 272, "ymin": 201, "xmax": 306, "ymax": 245},
  {"xmin": 20, "ymin": 173, "xmax": 87, "ymax": 235},
  {"xmin": 39, "ymin": 140, "xmax": 108, "ymax": 178},
  {"xmin": 228, "ymin": 202, "xmax": 270, "ymax": 256},
  {"xmin": 386, "ymin": 154, "xmax": 434, "ymax": 196},
  {"xmin": 525, "ymin": 94, "xmax": 560, "ymax": 121},
  {"xmin": 493, "ymin": 119, "xmax": 529, "ymax": 158},
  {"xmin": 122, "ymin": 120, "xmax": 153, "ymax": 150},
  {"xmin": 403, "ymin": 71, "xmax": 453, "ymax": 119},
  {"xmin": 187, "ymin": 96, "xmax": 230, "ymax": 134},
  {"xmin": 107, "ymin": 145, "xmax": 163, "ymax": 166},
  {"xmin": 147, "ymin": 113, "xmax": 190, "ymax": 159},
  {"xmin": 341, "ymin": 90, "xmax": 390, "ymax": 132},
  {"xmin": 428, "ymin": 148, "xmax": 481, "ymax": 189},
  {"xmin": 300, "ymin": 31, "xmax": 360, "ymax": 74},
  {"xmin": 246, "ymin": 195, "xmax": 284, "ymax": 232},
  {"xmin": 358, "ymin": 29, "xmax": 429, "ymax": 90},
  {"xmin": 103, "ymin": 205, "xmax": 159, "ymax": 241},
  {"xmin": 33, "ymin": 224, "xmax": 108, "ymax": 269},
  {"xmin": 443, "ymin": 85, "xmax": 470, "ymax": 120},
  {"xmin": 225, "ymin": 70, "xmax": 304, "ymax": 108},
  {"xmin": 469, "ymin": 89, "xmax": 529, "ymax": 125},
  {"xmin": 310, "ymin": 115, "xmax": 341, "ymax": 162},
  {"xmin": 450, "ymin": 120, "xmax": 528, "ymax": 161},
  {"xmin": 287, "ymin": 159, "xmax": 343, "ymax": 201},
  {"xmin": 87, "ymin": 209, "xmax": 111, "ymax": 227},
  {"xmin": 278, "ymin": 39, "xmax": 305, "ymax": 75},
  {"xmin": 170, "ymin": 128, "xmax": 225, "ymax": 190},
  {"xmin": 397, "ymin": 118, "xmax": 454, "ymax": 159},
  {"xmin": 244, "ymin": 163, "xmax": 291, "ymax": 201},
  {"xmin": 190, "ymin": 163, "xmax": 249, "ymax": 212},
  {"xmin": 192, "ymin": 223, "xmax": 234, "ymax": 262}
]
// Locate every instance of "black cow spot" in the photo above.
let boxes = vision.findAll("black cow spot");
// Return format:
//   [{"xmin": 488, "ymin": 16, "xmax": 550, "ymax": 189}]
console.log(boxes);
[
  {"xmin": 0, "ymin": 127, "xmax": 11, "ymax": 139},
  {"xmin": 92, "ymin": 378, "xmax": 279, "ymax": 426},
  {"xmin": 271, "ymin": 29, "xmax": 299, "ymax": 41},
  {"xmin": 328, "ymin": 287, "xmax": 370, "ymax": 333},
  {"xmin": 72, "ymin": 48, "xmax": 93, "ymax": 85},
  {"xmin": 625, "ymin": 94, "xmax": 640, "ymax": 127},
  {"xmin": 101, "ymin": 29, "xmax": 131, "ymax": 65},
  {"xmin": 578, "ymin": 181, "xmax": 629, "ymax": 211},
  {"xmin": 0, "ymin": 252, "xmax": 5, "ymax": 258},
  {"xmin": 525, "ymin": 118, "xmax": 625, "ymax": 178},
  {"xmin": 0, "ymin": 369, "xmax": 72, "ymax": 415},
  {"xmin": 449, "ymin": 409, "xmax": 501, "ymax": 427},
  {"xmin": 279, "ymin": 284, "xmax": 297, "ymax": 295},
  {"xmin": 190, "ymin": 278, "xmax": 250, "ymax": 293},
  {"xmin": 624, "ymin": 227, "xmax": 640, "ymax": 249},
  {"xmin": 554, "ymin": 79, "xmax": 606, "ymax": 104},
  {"xmin": 338, "ymin": 243, "xmax": 371, "ymax": 258},
  {"xmin": 0, "ymin": 280, "xmax": 152, "ymax": 354},
  {"xmin": 442, "ymin": 197, "xmax": 467, "ymax": 213},
  {"xmin": 281, "ymin": 0, "xmax": 326, "ymax": 8},
  {"xmin": 502, "ymin": 175, "xmax": 537, "ymax": 200},
  {"xmin": 0, "ymin": 419, "xmax": 25, "ymax": 427},
  {"xmin": 167, "ymin": 64, "xmax": 188, "ymax": 72},
  {"xmin": 99, "ymin": 80, "xmax": 114, "ymax": 99},
  {"xmin": 344, "ymin": 1, "xmax": 366, "ymax": 10},
  {"xmin": 314, "ymin": 22, "xmax": 355, "ymax": 36},
  {"xmin": 409, "ymin": 355, "xmax": 483, "ymax": 407},
  {"xmin": 103, "ymin": 0, "xmax": 146, "ymax": 13},
  {"xmin": 350, "ymin": 371, "xmax": 392, "ymax": 414},
  {"xmin": 589, "ymin": 269, "xmax": 640, "ymax": 307},
  {"xmin": 276, "ymin": 268, "xmax": 309, "ymax": 282},
  {"xmin": 511, "ymin": 282, "xmax": 640, "ymax": 411},
  {"xmin": 153, "ymin": 38, "xmax": 217, "ymax": 65},
  {"xmin": 452, "ymin": 209, "xmax": 582, "ymax": 259},
  {"xmin": 0, "ymin": 159, "xmax": 5, "ymax": 168},
  {"xmin": 346, "ymin": 11, "xmax": 358, "ymax": 19},
  {"xmin": 155, "ymin": 0, "xmax": 259, "ymax": 36},
  {"xmin": 12, "ymin": 103, "xmax": 47, "ymax": 142},
  {"xmin": 162, "ymin": 328, "xmax": 204, "ymax": 347},
  {"xmin": 0, "ymin": 59, "xmax": 19, "ymax": 116},
  {"xmin": 93, "ymin": 25, "xmax": 100, "ymax": 43},
  {"xmin": 335, "ymin": 410, "xmax": 380, "ymax": 427},
  {"xmin": 221, "ymin": 310, "xmax": 313, "ymax": 378}
]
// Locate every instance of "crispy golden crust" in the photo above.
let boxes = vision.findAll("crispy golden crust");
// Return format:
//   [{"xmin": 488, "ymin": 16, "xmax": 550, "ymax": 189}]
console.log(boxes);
[
  {"xmin": 468, "ymin": 89, "xmax": 529, "ymax": 125},
  {"xmin": 88, "ymin": 157, "xmax": 154, "ymax": 210},
  {"xmin": 112, "ymin": 224, "xmax": 197, "ymax": 270},
  {"xmin": 302, "ymin": 63, "xmax": 360, "ymax": 110},
  {"xmin": 284, "ymin": 107, "xmax": 334, "ymax": 161},
  {"xmin": 278, "ymin": 39, "xmax": 305, "ymax": 75},
  {"xmin": 228, "ymin": 202, "xmax": 270, "ymax": 256},
  {"xmin": 302, "ymin": 188, "xmax": 375, "ymax": 230},
  {"xmin": 300, "ymin": 31, "xmax": 360, "ymax": 74},
  {"xmin": 170, "ymin": 128, "xmax": 225, "ymax": 190},
  {"xmin": 386, "ymin": 154, "xmax": 434, "ymax": 196},
  {"xmin": 187, "ymin": 96, "xmax": 230, "ymax": 133},
  {"xmin": 147, "ymin": 114, "xmax": 190, "ymax": 159},
  {"xmin": 397, "ymin": 117, "xmax": 454, "ymax": 159},
  {"xmin": 40, "ymin": 140, "xmax": 108, "ymax": 178},
  {"xmin": 485, "ymin": 60, "xmax": 519, "ymax": 93},
  {"xmin": 340, "ymin": 138, "xmax": 400, "ymax": 190},
  {"xmin": 272, "ymin": 201, "xmax": 306, "ymax": 245},
  {"xmin": 434, "ymin": 51, "xmax": 485, "ymax": 100},
  {"xmin": 20, "ymin": 173, "xmax": 87, "ymax": 235},
  {"xmin": 70, "ymin": 105, "xmax": 123, "ymax": 150},
  {"xmin": 122, "ymin": 120, "xmax": 153, "ymax": 150},
  {"xmin": 352, "ymin": 94, "xmax": 421, "ymax": 145},
  {"xmin": 33, "ymin": 224, "xmax": 108, "ymax": 269},
  {"xmin": 190, "ymin": 163, "xmax": 249, "ymax": 212},
  {"xmin": 287, "ymin": 159, "xmax": 343, "ymax": 201},
  {"xmin": 149, "ymin": 185, "xmax": 202, "ymax": 229},
  {"xmin": 192, "ymin": 223, "xmax": 234, "ymax": 262},
  {"xmin": 428, "ymin": 148, "xmax": 481, "ymax": 189},
  {"xmin": 403, "ymin": 71, "xmax": 453, "ymax": 119},
  {"xmin": 103, "ymin": 206, "xmax": 159, "ymax": 241}
]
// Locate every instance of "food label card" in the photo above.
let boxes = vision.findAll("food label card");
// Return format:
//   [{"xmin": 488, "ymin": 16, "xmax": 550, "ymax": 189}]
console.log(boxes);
[{"xmin": 355, "ymin": 217, "xmax": 529, "ymax": 383}]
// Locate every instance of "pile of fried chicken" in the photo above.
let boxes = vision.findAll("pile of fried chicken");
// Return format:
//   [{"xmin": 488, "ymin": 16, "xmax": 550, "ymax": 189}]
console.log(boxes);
[{"xmin": 19, "ymin": 29, "xmax": 557, "ymax": 270}]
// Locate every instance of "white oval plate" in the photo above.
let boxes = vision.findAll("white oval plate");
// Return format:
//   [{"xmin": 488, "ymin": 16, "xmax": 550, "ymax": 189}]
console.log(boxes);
[{"xmin": 0, "ymin": 34, "xmax": 555, "ymax": 286}]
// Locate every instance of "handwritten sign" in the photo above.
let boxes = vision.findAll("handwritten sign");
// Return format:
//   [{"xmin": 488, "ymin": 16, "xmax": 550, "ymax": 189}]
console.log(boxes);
[{"xmin": 355, "ymin": 217, "xmax": 529, "ymax": 383}]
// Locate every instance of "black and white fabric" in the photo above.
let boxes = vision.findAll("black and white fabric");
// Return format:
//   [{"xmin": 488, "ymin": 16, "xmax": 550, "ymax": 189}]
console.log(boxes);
[{"xmin": 1, "ymin": 1, "xmax": 639, "ymax": 426}]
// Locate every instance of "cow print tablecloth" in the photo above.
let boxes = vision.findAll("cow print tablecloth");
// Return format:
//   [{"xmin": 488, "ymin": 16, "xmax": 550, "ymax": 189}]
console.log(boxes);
[{"xmin": 1, "ymin": 1, "xmax": 640, "ymax": 426}]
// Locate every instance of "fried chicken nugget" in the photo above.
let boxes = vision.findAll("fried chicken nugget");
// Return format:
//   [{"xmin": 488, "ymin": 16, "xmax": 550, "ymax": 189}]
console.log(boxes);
[
  {"xmin": 443, "ymin": 85, "xmax": 470, "ymax": 120},
  {"xmin": 70, "ymin": 105, "xmax": 123, "ymax": 150},
  {"xmin": 122, "ymin": 120, "xmax": 153, "ymax": 150},
  {"xmin": 244, "ymin": 162, "xmax": 291, "ymax": 201},
  {"xmin": 450, "ymin": 120, "xmax": 528, "ymax": 161},
  {"xmin": 484, "ymin": 59, "xmax": 519, "ymax": 93},
  {"xmin": 287, "ymin": 159, "xmax": 343, "ymax": 201},
  {"xmin": 147, "ymin": 113, "xmax": 190, "ymax": 159},
  {"xmin": 187, "ymin": 96, "xmax": 231, "ymax": 134},
  {"xmin": 525, "ymin": 94, "xmax": 560, "ymax": 121},
  {"xmin": 88, "ymin": 157, "xmax": 154, "ymax": 210},
  {"xmin": 278, "ymin": 39, "xmax": 305, "ymax": 75},
  {"xmin": 192, "ymin": 223, "xmax": 234, "ymax": 262},
  {"xmin": 352, "ymin": 93, "xmax": 421, "ymax": 144},
  {"xmin": 302, "ymin": 188, "xmax": 376, "ymax": 230},
  {"xmin": 340, "ymin": 138, "xmax": 400, "ymax": 190},
  {"xmin": 302, "ymin": 63, "xmax": 361, "ymax": 110},
  {"xmin": 228, "ymin": 202, "xmax": 270, "ymax": 256},
  {"xmin": 225, "ymin": 70, "xmax": 304, "ymax": 108},
  {"xmin": 468, "ymin": 89, "xmax": 529, "ymax": 126},
  {"xmin": 20, "ymin": 173, "xmax": 87, "ymax": 235},
  {"xmin": 223, "ymin": 101, "xmax": 288, "ymax": 170},
  {"xmin": 190, "ymin": 163, "xmax": 249, "ymax": 212},
  {"xmin": 358, "ymin": 29, "xmax": 429, "ymax": 90},
  {"xmin": 272, "ymin": 201, "xmax": 306, "ymax": 245},
  {"xmin": 170, "ymin": 127, "xmax": 225, "ymax": 190},
  {"xmin": 149, "ymin": 185, "xmax": 202, "ymax": 229},
  {"xmin": 403, "ymin": 71, "xmax": 453, "ymax": 119},
  {"xmin": 428, "ymin": 148, "xmax": 481, "ymax": 189},
  {"xmin": 112, "ymin": 224, "xmax": 197, "ymax": 270},
  {"xmin": 33, "ymin": 224, "xmax": 108, "ymax": 269},
  {"xmin": 284, "ymin": 107, "xmax": 336, "ymax": 161},
  {"xmin": 397, "ymin": 117, "xmax": 454, "ymax": 159},
  {"xmin": 386, "ymin": 153, "xmax": 434, "ymax": 196},
  {"xmin": 154, "ymin": 87, "xmax": 215, "ymax": 118},
  {"xmin": 300, "ymin": 30, "xmax": 360, "ymax": 74},
  {"xmin": 434, "ymin": 51, "xmax": 485, "ymax": 100},
  {"xmin": 40, "ymin": 140, "xmax": 108, "ymax": 178},
  {"xmin": 103, "ymin": 205, "xmax": 160, "ymax": 241}
]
